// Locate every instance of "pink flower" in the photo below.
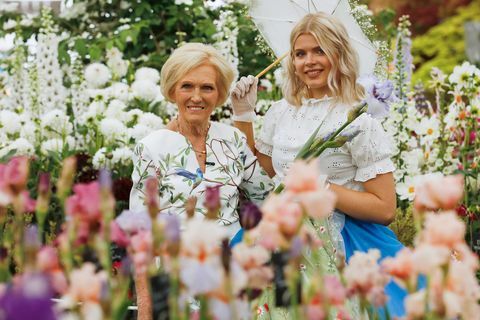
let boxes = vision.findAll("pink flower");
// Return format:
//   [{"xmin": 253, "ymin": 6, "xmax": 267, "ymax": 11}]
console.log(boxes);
[
  {"xmin": 414, "ymin": 174, "xmax": 463, "ymax": 211},
  {"xmin": 232, "ymin": 243, "xmax": 273, "ymax": 289},
  {"xmin": 69, "ymin": 263, "xmax": 107, "ymax": 302},
  {"xmin": 252, "ymin": 220, "xmax": 289, "ymax": 250},
  {"xmin": 411, "ymin": 244, "xmax": 450, "ymax": 275},
  {"xmin": 296, "ymin": 189, "xmax": 336, "ymax": 219},
  {"xmin": 382, "ymin": 248, "xmax": 415, "ymax": 285},
  {"xmin": 284, "ymin": 160, "xmax": 320, "ymax": 193},
  {"xmin": 36, "ymin": 246, "xmax": 60, "ymax": 272},
  {"xmin": 344, "ymin": 249, "xmax": 388, "ymax": 298},
  {"xmin": 422, "ymin": 211, "xmax": 466, "ymax": 248},
  {"xmin": 405, "ymin": 290, "xmax": 426, "ymax": 318},
  {"xmin": 2, "ymin": 156, "xmax": 29, "ymax": 194},
  {"xmin": 110, "ymin": 221, "xmax": 130, "ymax": 247},
  {"xmin": 324, "ymin": 275, "xmax": 347, "ymax": 306},
  {"xmin": 65, "ymin": 182, "xmax": 101, "ymax": 223},
  {"xmin": 305, "ymin": 304, "xmax": 326, "ymax": 320}
]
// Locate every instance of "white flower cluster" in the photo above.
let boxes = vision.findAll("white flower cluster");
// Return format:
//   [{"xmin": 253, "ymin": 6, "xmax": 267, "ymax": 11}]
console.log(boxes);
[
  {"xmin": 213, "ymin": 9, "xmax": 239, "ymax": 76},
  {"xmin": 385, "ymin": 62, "xmax": 480, "ymax": 201}
]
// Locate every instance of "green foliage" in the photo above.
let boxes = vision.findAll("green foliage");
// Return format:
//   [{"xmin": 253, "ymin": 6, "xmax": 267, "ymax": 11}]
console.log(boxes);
[
  {"xmin": 389, "ymin": 205, "xmax": 416, "ymax": 247},
  {"xmin": 411, "ymin": 0, "xmax": 480, "ymax": 84}
]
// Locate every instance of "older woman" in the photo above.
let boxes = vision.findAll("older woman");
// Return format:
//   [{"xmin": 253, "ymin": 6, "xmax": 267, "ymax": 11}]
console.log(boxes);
[
  {"xmin": 130, "ymin": 43, "xmax": 273, "ymax": 237},
  {"xmin": 130, "ymin": 42, "xmax": 274, "ymax": 319}
]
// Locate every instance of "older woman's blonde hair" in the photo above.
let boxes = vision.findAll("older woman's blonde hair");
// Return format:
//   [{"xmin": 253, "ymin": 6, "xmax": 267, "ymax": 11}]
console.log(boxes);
[
  {"xmin": 160, "ymin": 43, "xmax": 235, "ymax": 107},
  {"xmin": 283, "ymin": 12, "xmax": 364, "ymax": 106}
]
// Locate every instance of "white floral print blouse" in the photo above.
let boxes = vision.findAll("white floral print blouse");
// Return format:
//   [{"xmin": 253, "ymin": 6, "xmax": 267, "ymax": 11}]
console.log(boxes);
[{"xmin": 130, "ymin": 121, "xmax": 274, "ymax": 238}]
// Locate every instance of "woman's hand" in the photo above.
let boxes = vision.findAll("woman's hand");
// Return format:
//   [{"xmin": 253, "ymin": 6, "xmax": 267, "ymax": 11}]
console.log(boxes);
[{"xmin": 231, "ymin": 75, "xmax": 258, "ymax": 122}]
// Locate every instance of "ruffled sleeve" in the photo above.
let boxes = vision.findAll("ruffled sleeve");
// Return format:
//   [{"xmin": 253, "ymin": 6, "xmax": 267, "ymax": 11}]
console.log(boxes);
[
  {"xmin": 255, "ymin": 99, "xmax": 287, "ymax": 156},
  {"xmin": 347, "ymin": 113, "xmax": 395, "ymax": 182}
]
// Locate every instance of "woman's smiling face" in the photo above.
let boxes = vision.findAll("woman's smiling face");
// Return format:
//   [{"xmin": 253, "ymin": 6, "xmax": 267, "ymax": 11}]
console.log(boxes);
[
  {"xmin": 171, "ymin": 64, "xmax": 220, "ymax": 125},
  {"xmin": 293, "ymin": 33, "xmax": 333, "ymax": 98}
]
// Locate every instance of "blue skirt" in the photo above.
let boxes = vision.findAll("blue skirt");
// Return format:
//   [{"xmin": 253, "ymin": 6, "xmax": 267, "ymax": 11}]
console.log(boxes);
[{"xmin": 341, "ymin": 215, "xmax": 407, "ymax": 318}]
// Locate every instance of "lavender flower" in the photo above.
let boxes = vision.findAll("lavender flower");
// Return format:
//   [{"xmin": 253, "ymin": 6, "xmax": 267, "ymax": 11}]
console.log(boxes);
[
  {"xmin": 115, "ymin": 209, "xmax": 152, "ymax": 234},
  {"xmin": 157, "ymin": 213, "xmax": 181, "ymax": 243},
  {"xmin": 98, "ymin": 168, "xmax": 112, "ymax": 190}
]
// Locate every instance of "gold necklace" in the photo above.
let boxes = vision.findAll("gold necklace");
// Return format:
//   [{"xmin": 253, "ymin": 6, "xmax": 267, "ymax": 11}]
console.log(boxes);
[{"xmin": 176, "ymin": 118, "xmax": 209, "ymax": 155}]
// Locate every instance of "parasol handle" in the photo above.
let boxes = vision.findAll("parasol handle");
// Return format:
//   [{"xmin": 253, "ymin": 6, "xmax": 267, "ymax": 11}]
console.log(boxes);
[{"xmin": 255, "ymin": 52, "xmax": 289, "ymax": 78}]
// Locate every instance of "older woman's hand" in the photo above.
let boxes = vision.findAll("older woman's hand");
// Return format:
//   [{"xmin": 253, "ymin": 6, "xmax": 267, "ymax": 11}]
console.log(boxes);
[{"xmin": 231, "ymin": 75, "xmax": 258, "ymax": 122}]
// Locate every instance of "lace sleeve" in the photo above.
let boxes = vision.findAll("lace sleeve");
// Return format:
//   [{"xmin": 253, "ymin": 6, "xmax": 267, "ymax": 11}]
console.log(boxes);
[{"xmin": 348, "ymin": 113, "xmax": 395, "ymax": 182}]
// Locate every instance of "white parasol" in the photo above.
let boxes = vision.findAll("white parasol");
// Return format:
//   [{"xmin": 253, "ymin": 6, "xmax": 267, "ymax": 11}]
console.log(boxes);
[{"xmin": 249, "ymin": 0, "xmax": 377, "ymax": 77}]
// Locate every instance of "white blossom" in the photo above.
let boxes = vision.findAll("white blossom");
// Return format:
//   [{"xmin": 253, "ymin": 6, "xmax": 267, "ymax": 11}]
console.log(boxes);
[
  {"xmin": 134, "ymin": 67, "xmax": 160, "ymax": 84},
  {"xmin": 85, "ymin": 63, "xmax": 111, "ymax": 88},
  {"xmin": 99, "ymin": 118, "xmax": 129, "ymax": 145},
  {"xmin": 1, "ymin": 138, "xmax": 34, "ymax": 157},
  {"xmin": 111, "ymin": 147, "xmax": 133, "ymax": 166},
  {"xmin": 3, "ymin": 19, "xmax": 17, "ymax": 30},
  {"xmin": 108, "ymin": 82, "xmax": 130, "ymax": 102},
  {"xmin": 131, "ymin": 80, "xmax": 161, "ymax": 102},
  {"xmin": 92, "ymin": 148, "xmax": 111, "ymax": 169}
]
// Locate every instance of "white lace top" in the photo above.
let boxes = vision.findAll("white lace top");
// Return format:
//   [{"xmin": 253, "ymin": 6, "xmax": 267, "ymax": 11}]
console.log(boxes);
[{"xmin": 256, "ymin": 97, "xmax": 395, "ymax": 191}]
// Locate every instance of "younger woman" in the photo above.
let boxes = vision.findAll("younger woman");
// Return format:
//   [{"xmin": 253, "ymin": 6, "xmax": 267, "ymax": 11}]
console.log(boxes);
[{"xmin": 231, "ymin": 12, "xmax": 406, "ymax": 317}]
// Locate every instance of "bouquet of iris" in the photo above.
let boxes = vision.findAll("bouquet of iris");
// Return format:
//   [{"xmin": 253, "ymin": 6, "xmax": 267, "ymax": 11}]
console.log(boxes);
[{"xmin": 275, "ymin": 76, "xmax": 395, "ymax": 193}]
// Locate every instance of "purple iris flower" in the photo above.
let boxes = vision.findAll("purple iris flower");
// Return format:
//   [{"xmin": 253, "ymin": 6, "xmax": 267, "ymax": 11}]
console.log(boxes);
[
  {"xmin": 239, "ymin": 201, "xmax": 262, "ymax": 230},
  {"xmin": 358, "ymin": 75, "xmax": 395, "ymax": 119},
  {"xmin": 157, "ymin": 213, "xmax": 181, "ymax": 243},
  {"xmin": 0, "ymin": 273, "xmax": 57, "ymax": 320}
]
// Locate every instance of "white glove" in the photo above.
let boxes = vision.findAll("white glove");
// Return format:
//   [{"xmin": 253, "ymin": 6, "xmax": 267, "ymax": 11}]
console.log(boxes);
[{"xmin": 231, "ymin": 75, "xmax": 258, "ymax": 122}]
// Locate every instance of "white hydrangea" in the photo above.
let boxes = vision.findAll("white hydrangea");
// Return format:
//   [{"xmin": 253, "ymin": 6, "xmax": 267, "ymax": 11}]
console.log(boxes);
[
  {"xmin": 40, "ymin": 109, "xmax": 73, "ymax": 138},
  {"xmin": 139, "ymin": 112, "xmax": 164, "ymax": 130},
  {"xmin": 92, "ymin": 147, "xmax": 111, "ymax": 169},
  {"xmin": 125, "ymin": 109, "xmax": 144, "ymax": 125},
  {"xmin": 135, "ymin": 67, "xmax": 160, "ymax": 84},
  {"xmin": 131, "ymin": 80, "xmax": 161, "ymax": 101},
  {"xmin": 105, "ymin": 100, "xmax": 128, "ymax": 122},
  {"xmin": 85, "ymin": 63, "xmax": 111, "ymax": 88},
  {"xmin": 108, "ymin": 82, "xmax": 130, "ymax": 102},
  {"xmin": 0, "ymin": 110, "xmax": 22, "ymax": 135},
  {"xmin": 40, "ymin": 137, "xmax": 76, "ymax": 155},
  {"xmin": 111, "ymin": 147, "xmax": 133, "ymax": 166},
  {"xmin": 129, "ymin": 124, "xmax": 152, "ymax": 141},
  {"xmin": 1, "ymin": 138, "xmax": 34, "ymax": 157},
  {"xmin": 19, "ymin": 121, "xmax": 37, "ymax": 142},
  {"xmin": 99, "ymin": 118, "xmax": 129, "ymax": 145},
  {"xmin": 109, "ymin": 59, "xmax": 129, "ymax": 79}
]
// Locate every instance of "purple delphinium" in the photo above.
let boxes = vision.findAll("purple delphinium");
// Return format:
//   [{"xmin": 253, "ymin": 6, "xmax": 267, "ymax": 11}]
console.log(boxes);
[{"xmin": 239, "ymin": 201, "xmax": 262, "ymax": 230}]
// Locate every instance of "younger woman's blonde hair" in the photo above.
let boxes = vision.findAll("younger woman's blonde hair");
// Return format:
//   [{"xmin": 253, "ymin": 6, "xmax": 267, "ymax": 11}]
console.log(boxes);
[
  {"xmin": 283, "ymin": 12, "xmax": 364, "ymax": 106},
  {"xmin": 160, "ymin": 43, "xmax": 235, "ymax": 107}
]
